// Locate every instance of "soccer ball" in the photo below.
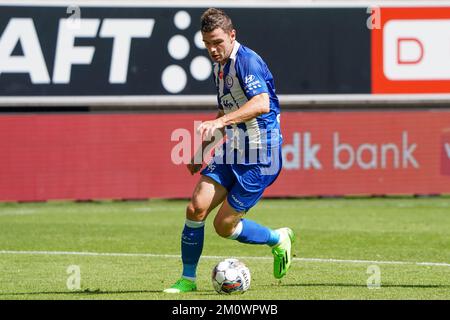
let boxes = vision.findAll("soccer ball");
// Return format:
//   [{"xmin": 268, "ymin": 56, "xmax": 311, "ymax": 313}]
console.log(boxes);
[{"xmin": 211, "ymin": 258, "xmax": 251, "ymax": 294}]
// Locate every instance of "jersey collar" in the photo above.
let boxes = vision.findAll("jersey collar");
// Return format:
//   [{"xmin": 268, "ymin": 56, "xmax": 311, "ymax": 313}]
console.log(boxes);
[{"xmin": 229, "ymin": 40, "xmax": 241, "ymax": 61}]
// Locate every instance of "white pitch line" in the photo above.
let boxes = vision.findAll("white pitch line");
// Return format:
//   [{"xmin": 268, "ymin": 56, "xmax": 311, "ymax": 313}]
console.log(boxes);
[{"xmin": 1, "ymin": 250, "xmax": 449, "ymax": 268}]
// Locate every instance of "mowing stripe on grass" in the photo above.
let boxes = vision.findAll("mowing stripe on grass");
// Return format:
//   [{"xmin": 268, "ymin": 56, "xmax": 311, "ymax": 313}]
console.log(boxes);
[
  {"xmin": 0, "ymin": 210, "xmax": 37, "ymax": 216},
  {"xmin": 1, "ymin": 250, "xmax": 449, "ymax": 268}
]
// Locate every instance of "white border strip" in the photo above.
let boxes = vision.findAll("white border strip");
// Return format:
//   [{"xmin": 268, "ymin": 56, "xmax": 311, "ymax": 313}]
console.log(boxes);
[
  {"xmin": 1, "ymin": 94, "xmax": 450, "ymax": 107},
  {"xmin": 0, "ymin": 96, "xmax": 217, "ymax": 107},
  {"xmin": 0, "ymin": 0, "xmax": 450, "ymax": 8},
  {"xmin": 1, "ymin": 250, "xmax": 449, "ymax": 268},
  {"xmin": 1, "ymin": 1, "xmax": 450, "ymax": 107}
]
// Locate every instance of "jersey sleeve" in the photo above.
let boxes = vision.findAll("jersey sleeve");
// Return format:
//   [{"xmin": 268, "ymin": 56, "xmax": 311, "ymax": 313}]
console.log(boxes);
[{"xmin": 235, "ymin": 54, "xmax": 269, "ymax": 100}]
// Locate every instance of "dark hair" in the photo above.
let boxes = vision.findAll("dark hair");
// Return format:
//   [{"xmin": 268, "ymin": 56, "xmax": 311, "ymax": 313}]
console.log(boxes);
[{"xmin": 200, "ymin": 8, "xmax": 234, "ymax": 33}]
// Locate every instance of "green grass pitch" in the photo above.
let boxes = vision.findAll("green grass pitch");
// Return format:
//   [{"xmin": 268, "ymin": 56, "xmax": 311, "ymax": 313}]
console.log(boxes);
[{"xmin": 0, "ymin": 197, "xmax": 450, "ymax": 300}]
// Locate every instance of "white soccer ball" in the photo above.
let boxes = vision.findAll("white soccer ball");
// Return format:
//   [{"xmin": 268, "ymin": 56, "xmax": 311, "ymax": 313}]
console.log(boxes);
[{"xmin": 211, "ymin": 258, "xmax": 251, "ymax": 294}]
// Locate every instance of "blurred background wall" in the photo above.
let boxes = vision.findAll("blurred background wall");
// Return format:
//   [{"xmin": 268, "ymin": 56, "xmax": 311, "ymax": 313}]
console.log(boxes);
[{"xmin": 1, "ymin": 0, "xmax": 449, "ymax": 201}]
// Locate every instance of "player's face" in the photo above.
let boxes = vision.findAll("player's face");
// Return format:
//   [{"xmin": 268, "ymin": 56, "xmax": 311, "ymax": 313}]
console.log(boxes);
[{"xmin": 202, "ymin": 28, "xmax": 236, "ymax": 65}]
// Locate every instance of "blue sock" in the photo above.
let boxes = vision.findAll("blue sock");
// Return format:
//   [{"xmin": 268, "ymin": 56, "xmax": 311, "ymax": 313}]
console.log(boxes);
[
  {"xmin": 229, "ymin": 219, "xmax": 280, "ymax": 246},
  {"xmin": 181, "ymin": 219, "xmax": 205, "ymax": 281}
]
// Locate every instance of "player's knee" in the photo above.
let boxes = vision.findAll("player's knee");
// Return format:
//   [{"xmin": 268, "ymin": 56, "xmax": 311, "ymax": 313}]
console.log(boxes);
[
  {"xmin": 186, "ymin": 201, "xmax": 207, "ymax": 221},
  {"xmin": 213, "ymin": 218, "xmax": 234, "ymax": 238}
]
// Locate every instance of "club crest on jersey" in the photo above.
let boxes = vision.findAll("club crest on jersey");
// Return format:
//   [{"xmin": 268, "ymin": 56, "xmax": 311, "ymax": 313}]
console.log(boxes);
[{"xmin": 225, "ymin": 74, "xmax": 234, "ymax": 88}]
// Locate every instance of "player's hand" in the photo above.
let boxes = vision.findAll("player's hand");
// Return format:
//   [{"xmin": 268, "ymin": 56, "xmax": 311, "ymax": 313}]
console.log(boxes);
[
  {"xmin": 187, "ymin": 162, "xmax": 203, "ymax": 175},
  {"xmin": 197, "ymin": 118, "xmax": 225, "ymax": 141}
]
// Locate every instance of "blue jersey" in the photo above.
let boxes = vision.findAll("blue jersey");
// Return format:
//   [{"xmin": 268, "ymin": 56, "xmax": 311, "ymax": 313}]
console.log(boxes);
[
  {"xmin": 213, "ymin": 41, "xmax": 282, "ymax": 165},
  {"xmin": 201, "ymin": 41, "xmax": 283, "ymax": 212}
]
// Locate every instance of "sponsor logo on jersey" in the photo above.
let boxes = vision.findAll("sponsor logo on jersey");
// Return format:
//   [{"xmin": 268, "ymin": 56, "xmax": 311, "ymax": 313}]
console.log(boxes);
[{"xmin": 244, "ymin": 74, "xmax": 255, "ymax": 83}]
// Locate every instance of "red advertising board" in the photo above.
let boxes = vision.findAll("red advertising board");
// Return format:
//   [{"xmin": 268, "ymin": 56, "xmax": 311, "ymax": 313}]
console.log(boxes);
[
  {"xmin": 372, "ymin": 7, "xmax": 450, "ymax": 93},
  {"xmin": 0, "ymin": 111, "xmax": 449, "ymax": 201},
  {"xmin": 272, "ymin": 111, "xmax": 450, "ymax": 196}
]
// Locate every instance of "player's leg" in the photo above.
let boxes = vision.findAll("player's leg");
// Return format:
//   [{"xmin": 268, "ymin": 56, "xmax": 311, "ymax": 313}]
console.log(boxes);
[
  {"xmin": 182, "ymin": 176, "xmax": 227, "ymax": 280},
  {"xmin": 214, "ymin": 192, "xmax": 295, "ymax": 279},
  {"xmin": 163, "ymin": 175, "xmax": 227, "ymax": 293},
  {"xmin": 214, "ymin": 159, "xmax": 295, "ymax": 279},
  {"xmin": 213, "ymin": 195, "xmax": 280, "ymax": 246}
]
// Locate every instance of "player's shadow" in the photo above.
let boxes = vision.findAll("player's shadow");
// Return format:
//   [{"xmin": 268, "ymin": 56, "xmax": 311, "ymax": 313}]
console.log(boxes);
[
  {"xmin": 275, "ymin": 283, "xmax": 450, "ymax": 289},
  {"xmin": 0, "ymin": 288, "xmax": 220, "ymax": 297},
  {"xmin": 0, "ymin": 288, "xmax": 164, "ymax": 297}
]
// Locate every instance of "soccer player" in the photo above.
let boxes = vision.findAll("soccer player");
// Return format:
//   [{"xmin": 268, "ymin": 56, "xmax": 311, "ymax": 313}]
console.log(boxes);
[{"xmin": 163, "ymin": 8, "xmax": 295, "ymax": 293}]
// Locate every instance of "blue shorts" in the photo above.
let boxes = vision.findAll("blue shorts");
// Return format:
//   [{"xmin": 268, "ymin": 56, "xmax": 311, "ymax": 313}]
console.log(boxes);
[{"xmin": 201, "ymin": 149, "xmax": 282, "ymax": 213}]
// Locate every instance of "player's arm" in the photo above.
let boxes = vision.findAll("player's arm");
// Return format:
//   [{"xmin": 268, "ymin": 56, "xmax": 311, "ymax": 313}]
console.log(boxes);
[
  {"xmin": 197, "ymin": 93, "xmax": 269, "ymax": 139},
  {"xmin": 220, "ymin": 93, "xmax": 269, "ymax": 126},
  {"xmin": 187, "ymin": 110, "xmax": 225, "ymax": 175}
]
